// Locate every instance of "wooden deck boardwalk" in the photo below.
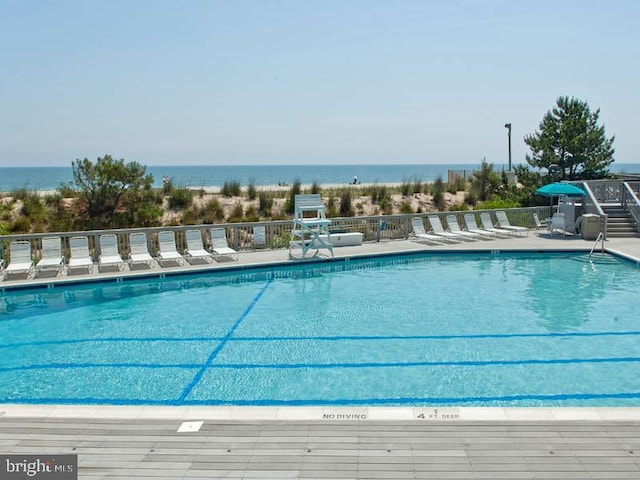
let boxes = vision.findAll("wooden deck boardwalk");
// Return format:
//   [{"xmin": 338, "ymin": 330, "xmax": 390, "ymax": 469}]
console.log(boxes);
[{"xmin": 2, "ymin": 417, "xmax": 640, "ymax": 479}]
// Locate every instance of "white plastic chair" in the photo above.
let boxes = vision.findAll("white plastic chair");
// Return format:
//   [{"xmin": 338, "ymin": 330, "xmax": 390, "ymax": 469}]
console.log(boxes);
[
  {"xmin": 35, "ymin": 236, "xmax": 65, "ymax": 275},
  {"xmin": 496, "ymin": 211, "xmax": 529, "ymax": 236},
  {"xmin": 185, "ymin": 229, "xmax": 213, "ymax": 263},
  {"xmin": 157, "ymin": 231, "xmax": 185, "ymax": 266},
  {"xmin": 533, "ymin": 213, "xmax": 550, "ymax": 231},
  {"xmin": 445, "ymin": 215, "xmax": 483, "ymax": 240},
  {"xmin": 68, "ymin": 236, "xmax": 94, "ymax": 274},
  {"xmin": 427, "ymin": 215, "xmax": 463, "ymax": 242},
  {"xmin": 480, "ymin": 212, "xmax": 516, "ymax": 237},
  {"xmin": 463, "ymin": 214, "xmax": 499, "ymax": 238},
  {"xmin": 128, "ymin": 232, "xmax": 154, "ymax": 268},
  {"xmin": 410, "ymin": 217, "xmax": 445, "ymax": 245},
  {"xmin": 98, "ymin": 234, "xmax": 124, "ymax": 271},
  {"xmin": 4, "ymin": 241, "xmax": 34, "ymax": 279},
  {"xmin": 550, "ymin": 213, "xmax": 566, "ymax": 236},
  {"xmin": 210, "ymin": 228, "xmax": 238, "ymax": 261}
]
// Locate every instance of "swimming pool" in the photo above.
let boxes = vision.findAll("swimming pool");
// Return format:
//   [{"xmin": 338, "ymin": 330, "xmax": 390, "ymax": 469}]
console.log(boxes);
[{"xmin": 1, "ymin": 251, "xmax": 639, "ymax": 406}]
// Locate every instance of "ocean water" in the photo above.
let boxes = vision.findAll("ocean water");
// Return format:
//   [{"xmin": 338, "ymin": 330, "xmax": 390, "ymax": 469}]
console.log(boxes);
[{"xmin": 1, "ymin": 162, "xmax": 638, "ymax": 191}]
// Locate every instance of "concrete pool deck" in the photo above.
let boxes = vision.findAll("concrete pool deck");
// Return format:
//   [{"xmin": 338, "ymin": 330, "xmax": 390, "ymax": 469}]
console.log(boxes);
[{"xmin": 2, "ymin": 233, "xmax": 640, "ymax": 478}]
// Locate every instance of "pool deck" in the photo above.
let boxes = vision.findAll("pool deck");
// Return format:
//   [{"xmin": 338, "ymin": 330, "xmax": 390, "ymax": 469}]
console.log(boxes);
[{"xmin": 2, "ymin": 232, "xmax": 640, "ymax": 479}]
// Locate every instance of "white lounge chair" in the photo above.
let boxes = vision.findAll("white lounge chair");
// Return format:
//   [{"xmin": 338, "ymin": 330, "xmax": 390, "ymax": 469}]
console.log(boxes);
[
  {"xmin": 210, "ymin": 228, "xmax": 238, "ymax": 261},
  {"xmin": 496, "ymin": 211, "xmax": 529, "ymax": 236},
  {"xmin": 445, "ymin": 215, "xmax": 483, "ymax": 240},
  {"xmin": 4, "ymin": 241, "xmax": 34, "ymax": 279},
  {"xmin": 157, "ymin": 231, "xmax": 185, "ymax": 266},
  {"xmin": 35, "ymin": 236, "xmax": 65, "ymax": 276},
  {"xmin": 463, "ymin": 214, "xmax": 500, "ymax": 238},
  {"xmin": 427, "ymin": 215, "xmax": 464, "ymax": 242},
  {"xmin": 480, "ymin": 212, "xmax": 516, "ymax": 237},
  {"xmin": 185, "ymin": 229, "xmax": 214, "ymax": 263},
  {"xmin": 68, "ymin": 236, "xmax": 94, "ymax": 273},
  {"xmin": 128, "ymin": 232, "xmax": 154, "ymax": 268},
  {"xmin": 549, "ymin": 213, "xmax": 566, "ymax": 236},
  {"xmin": 410, "ymin": 217, "xmax": 445, "ymax": 244},
  {"xmin": 98, "ymin": 234, "xmax": 125, "ymax": 271}
]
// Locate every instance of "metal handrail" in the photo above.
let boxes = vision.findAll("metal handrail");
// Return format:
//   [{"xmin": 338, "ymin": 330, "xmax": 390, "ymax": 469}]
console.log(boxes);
[
  {"xmin": 589, "ymin": 232, "xmax": 605, "ymax": 258},
  {"xmin": 622, "ymin": 182, "xmax": 640, "ymax": 233},
  {"xmin": 581, "ymin": 182, "xmax": 608, "ymax": 239}
]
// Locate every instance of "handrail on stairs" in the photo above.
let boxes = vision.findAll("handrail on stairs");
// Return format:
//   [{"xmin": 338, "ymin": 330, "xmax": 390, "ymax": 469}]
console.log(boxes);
[{"xmin": 589, "ymin": 232, "xmax": 605, "ymax": 258}]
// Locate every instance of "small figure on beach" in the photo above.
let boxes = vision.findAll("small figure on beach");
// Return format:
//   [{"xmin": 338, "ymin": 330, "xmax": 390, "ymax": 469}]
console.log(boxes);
[{"xmin": 352, "ymin": 175, "xmax": 358, "ymax": 185}]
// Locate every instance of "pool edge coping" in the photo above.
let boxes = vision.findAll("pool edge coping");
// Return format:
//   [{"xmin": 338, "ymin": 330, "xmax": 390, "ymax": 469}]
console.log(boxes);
[{"xmin": 2, "ymin": 404, "xmax": 640, "ymax": 422}]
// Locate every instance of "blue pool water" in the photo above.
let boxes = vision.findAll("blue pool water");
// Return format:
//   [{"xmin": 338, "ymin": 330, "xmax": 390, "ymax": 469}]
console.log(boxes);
[{"xmin": 1, "ymin": 252, "xmax": 639, "ymax": 406}]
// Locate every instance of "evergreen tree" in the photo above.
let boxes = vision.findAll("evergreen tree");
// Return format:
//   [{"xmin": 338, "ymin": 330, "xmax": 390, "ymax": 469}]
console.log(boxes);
[
  {"xmin": 524, "ymin": 96, "xmax": 615, "ymax": 180},
  {"xmin": 69, "ymin": 155, "xmax": 161, "ymax": 229}
]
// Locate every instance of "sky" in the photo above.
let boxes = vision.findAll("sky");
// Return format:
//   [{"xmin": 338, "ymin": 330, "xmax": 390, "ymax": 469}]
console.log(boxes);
[{"xmin": 1, "ymin": 0, "xmax": 638, "ymax": 167}]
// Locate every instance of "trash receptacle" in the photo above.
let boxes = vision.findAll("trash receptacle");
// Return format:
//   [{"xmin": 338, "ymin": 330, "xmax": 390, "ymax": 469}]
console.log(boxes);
[{"xmin": 581, "ymin": 214, "xmax": 600, "ymax": 240}]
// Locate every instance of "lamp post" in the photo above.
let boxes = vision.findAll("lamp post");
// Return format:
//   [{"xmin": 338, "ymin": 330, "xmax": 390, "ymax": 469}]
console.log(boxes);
[{"xmin": 504, "ymin": 123, "xmax": 512, "ymax": 171}]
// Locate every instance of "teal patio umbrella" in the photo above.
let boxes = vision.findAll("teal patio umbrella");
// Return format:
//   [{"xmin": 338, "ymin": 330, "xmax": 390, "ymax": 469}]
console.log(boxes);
[
  {"xmin": 535, "ymin": 182, "xmax": 586, "ymax": 197},
  {"xmin": 535, "ymin": 182, "xmax": 586, "ymax": 213}
]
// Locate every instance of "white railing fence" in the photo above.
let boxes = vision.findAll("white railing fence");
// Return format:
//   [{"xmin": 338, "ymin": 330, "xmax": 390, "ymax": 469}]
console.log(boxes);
[{"xmin": 0, "ymin": 206, "xmax": 552, "ymax": 263}]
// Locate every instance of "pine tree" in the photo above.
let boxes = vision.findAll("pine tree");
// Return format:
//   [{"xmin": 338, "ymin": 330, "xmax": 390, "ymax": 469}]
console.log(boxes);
[{"xmin": 524, "ymin": 96, "xmax": 615, "ymax": 180}]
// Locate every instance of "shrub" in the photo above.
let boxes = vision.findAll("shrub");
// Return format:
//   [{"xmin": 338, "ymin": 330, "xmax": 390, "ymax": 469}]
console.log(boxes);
[
  {"xmin": 245, "ymin": 205, "xmax": 260, "ymax": 222},
  {"xmin": 21, "ymin": 194, "xmax": 46, "ymax": 222},
  {"xmin": 379, "ymin": 198, "xmax": 393, "ymax": 215},
  {"xmin": 284, "ymin": 178, "xmax": 302, "ymax": 214},
  {"xmin": 247, "ymin": 178, "xmax": 257, "ymax": 200},
  {"xmin": 221, "ymin": 179, "xmax": 241, "ymax": 197},
  {"xmin": 9, "ymin": 217, "xmax": 31, "ymax": 233},
  {"xmin": 162, "ymin": 178, "xmax": 174, "ymax": 195},
  {"xmin": 464, "ymin": 191, "xmax": 477, "ymax": 206},
  {"xmin": 57, "ymin": 183, "xmax": 78, "ymax": 198},
  {"xmin": 326, "ymin": 196, "xmax": 338, "ymax": 218},
  {"xmin": 10, "ymin": 188, "xmax": 30, "ymax": 201},
  {"xmin": 339, "ymin": 190, "xmax": 354, "ymax": 216},
  {"xmin": 311, "ymin": 180, "xmax": 321, "ymax": 194},
  {"xmin": 432, "ymin": 189, "xmax": 446, "ymax": 210},
  {"xmin": 201, "ymin": 198, "xmax": 225, "ymax": 223},
  {"xmin": 271, "ymin": 232, "xmax": 292, "ymax": 249},
  {"xmin": 400, "ymin": 201, "xmax": 414, "ymax": 214},
  {"xmin": 412, "ymin": 177, "xmax": 423, "ymax": 194},
  {"xmin": 258, "ymin": 192, "xmax": 273, "ymax": 216},
  {"xmin": 44, "ymin": 193, "xmax": 62, "ymax": 207},
  {"xmin": 478, "ymin": 199, "xmax": 521, "ymax": 210},
  {"xmin": 227, "ymin": 201, "xmax": 244, "ymax": 222},
  {"xmin": 400, "ymin": 179, "xmax": 412, "ymax": 197},
  {"xmin": 449, "ymin": 203, "xmax": 469, "ymax": 211},
  {"xmin": 167, "ymin": 188, "xmax": 193, "ymax": 209},
  {"xmin": 370, "ymin": 185, "xmax": 389, "ymax": 204}
]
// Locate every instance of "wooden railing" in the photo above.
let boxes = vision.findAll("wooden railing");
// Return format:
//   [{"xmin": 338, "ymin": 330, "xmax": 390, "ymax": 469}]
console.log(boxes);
[{"xmin": 0, "ymin": 206, "xmax": 552, "ymax": 263}]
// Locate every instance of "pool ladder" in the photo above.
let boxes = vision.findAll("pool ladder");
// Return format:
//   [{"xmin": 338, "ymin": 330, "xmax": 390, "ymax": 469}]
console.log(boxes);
[{"xmin": 589, "ymin": 232, "xmax": 605, "ymax": 258}]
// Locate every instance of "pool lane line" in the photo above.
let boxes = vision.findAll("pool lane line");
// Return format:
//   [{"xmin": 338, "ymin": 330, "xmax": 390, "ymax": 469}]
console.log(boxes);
[
  {"xmin": 5, "ymin": 391, "xmax": 640, "ymax": 406},
  {"xmin": 3, "ymin": 356, "xmax": 640, "ymax": 374},
  {"xmin": 5, "ymin": 330, "xmax": 640, "ymax": 350},
  {"xmin": 177, "ymin": 276, "xmax": 274, "ymax": 402}
]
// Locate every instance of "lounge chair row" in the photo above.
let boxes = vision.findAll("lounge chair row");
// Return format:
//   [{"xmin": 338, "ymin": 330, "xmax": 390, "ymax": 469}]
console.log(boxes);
[
  {"xmin": 0, "ymin": 228, "xmax": 238, "ymax": 281},
  {"xmin": 411, "ymin": 212, "xmax": 529, "ymax": 244}
]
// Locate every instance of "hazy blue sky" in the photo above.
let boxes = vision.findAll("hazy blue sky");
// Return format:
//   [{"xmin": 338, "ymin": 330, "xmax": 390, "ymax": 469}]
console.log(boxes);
[{"xmin": 1, "ymin": 0, "xmax": 638, "ymax": 167}]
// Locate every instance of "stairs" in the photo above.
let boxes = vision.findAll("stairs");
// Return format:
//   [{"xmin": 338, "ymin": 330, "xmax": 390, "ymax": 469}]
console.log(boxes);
[{"xmin": 601, "ymin": 206, "xmax": 639, "ymax": 237}]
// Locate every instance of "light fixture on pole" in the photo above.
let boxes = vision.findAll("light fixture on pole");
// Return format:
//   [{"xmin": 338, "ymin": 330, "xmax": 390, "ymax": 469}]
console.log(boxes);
[{"xmin": 504, "ymin": 123, "xmax": 512, "ymax": 171}]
